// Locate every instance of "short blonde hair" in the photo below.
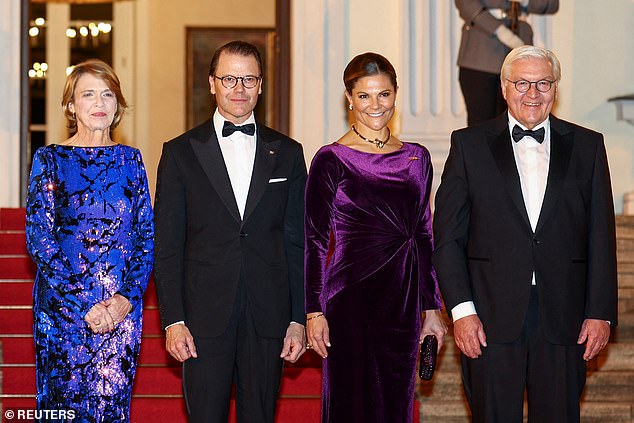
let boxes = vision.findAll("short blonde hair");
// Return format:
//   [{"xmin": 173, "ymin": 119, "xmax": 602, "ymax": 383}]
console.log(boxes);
[
  {"xmin": 501, "ymin": 46, "xmax": 561, "ymax": 83},
  {"xmin": 61, "ymin": 59, "xmax": 128, "ymax": 133}
]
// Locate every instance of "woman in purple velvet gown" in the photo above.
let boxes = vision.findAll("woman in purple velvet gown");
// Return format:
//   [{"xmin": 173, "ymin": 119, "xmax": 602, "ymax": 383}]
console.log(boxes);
[
  {"xmin": 26, "ymin": 59, "xmax": 153, "ymax": 422},
  {"xmin": 305, "ymin": 52, "xmax": 447, "ymax": 423}
]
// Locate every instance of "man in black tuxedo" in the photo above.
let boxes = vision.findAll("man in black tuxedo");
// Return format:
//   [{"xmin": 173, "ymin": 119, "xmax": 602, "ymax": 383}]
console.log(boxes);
[
  {"xmin": 153, "ymin": 41, "xmax": 307, "ymax": 423},
  {"xmin": 433, "ymin": 46, "xmax": 617, "ymax": 422}
]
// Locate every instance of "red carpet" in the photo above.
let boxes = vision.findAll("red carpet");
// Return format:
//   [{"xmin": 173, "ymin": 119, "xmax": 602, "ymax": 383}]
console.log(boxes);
[
  {"xmin": 0, "ymin": 208, "xmax": 421, "ymax": 421},
  {"xmin": 0, "ymin": 208, "xmax": 26, "ymax": 230},
  {"xmin": 0, "ymin": 281, "xmax": 32, "ymax": 305},
  {"xmin": 0, "ymin": 256, "xmax": 36, "ymax": 280},
  {"xmin": 0, "ymin": 232, "xmax": 27, "ymax": 255}
]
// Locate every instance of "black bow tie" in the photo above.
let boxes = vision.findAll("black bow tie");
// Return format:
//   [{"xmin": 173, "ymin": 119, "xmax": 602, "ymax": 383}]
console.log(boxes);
[
  {"xmin": 222, "ymin": 121, "xmax": 255, "ymax": 137},
  {"xmin": 512, "ymin": 125, "xmax": 545, "ymax": 144}
]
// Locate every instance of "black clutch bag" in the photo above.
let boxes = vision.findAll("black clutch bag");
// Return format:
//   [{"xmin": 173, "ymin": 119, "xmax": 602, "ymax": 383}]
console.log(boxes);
[{"xmin": 419, "ymin": 335, "xmax": 438, "ymax": 381}]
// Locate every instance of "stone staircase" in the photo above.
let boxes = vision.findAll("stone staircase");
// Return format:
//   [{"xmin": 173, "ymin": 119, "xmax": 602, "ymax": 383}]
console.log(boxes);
[{"xmin": 416, "ymin": 215, "xmax": 634, "ymax": 422}]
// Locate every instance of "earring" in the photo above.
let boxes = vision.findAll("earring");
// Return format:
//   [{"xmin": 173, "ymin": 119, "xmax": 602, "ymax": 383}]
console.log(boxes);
[
  {"xmin": 394, "ymin": 100, "xmax": 397, "ymax": 107},
  {"xmin": 348, "ymin": 104, "xmax": 353, "ymax": 111}
]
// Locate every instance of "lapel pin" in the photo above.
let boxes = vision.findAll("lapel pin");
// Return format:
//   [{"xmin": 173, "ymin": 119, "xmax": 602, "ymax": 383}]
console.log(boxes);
[{"xmin": 409, "ymin": 156, "xmax": 420, "ymax": 161}]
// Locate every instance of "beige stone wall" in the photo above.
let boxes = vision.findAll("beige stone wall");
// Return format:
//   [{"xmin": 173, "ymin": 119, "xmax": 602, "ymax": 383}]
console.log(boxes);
[
  {"xmin": 550, "ymin": 0, "xmax": 634, "ymax": 214},
  {"xmin": 291, "ymin": 0, "xmax": 634, "ymax": 214},
  {"xmin": 136, "ymin": 0, "xmax": 275, "ymax": 198},
  {"xmin": 0, "ymin": 0, "xmax": 21, "ymax": 207},
  {"xmin": 2, "ymin": 0, "xmax": 633, "ymax": 210}
]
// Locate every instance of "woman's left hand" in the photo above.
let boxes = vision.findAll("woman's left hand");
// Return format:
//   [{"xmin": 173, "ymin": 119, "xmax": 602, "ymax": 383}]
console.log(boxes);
[
  {"xmin": 102, "ymin": 294, "xmax": 132, "ymax": 326},
  {"xmin": 420, "ymin": 309, "xmax": 448, "ymax": 350},
  {"xmin": 84, "ymin": 302, "xmax": 115, "ymax": 334}
]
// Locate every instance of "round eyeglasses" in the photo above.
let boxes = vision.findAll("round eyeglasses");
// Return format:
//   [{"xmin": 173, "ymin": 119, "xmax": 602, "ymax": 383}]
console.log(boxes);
[
  {"xmin": 507, "ymin": 79, "xmax": 555, "ymax": 93},
  {"xmin": 214, "ymin": 75, "xmax": 262, "ymax": 89}
]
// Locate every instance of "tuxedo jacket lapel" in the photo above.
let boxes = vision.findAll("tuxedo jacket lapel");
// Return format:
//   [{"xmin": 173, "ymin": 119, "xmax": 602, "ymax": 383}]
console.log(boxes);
[
  {"xmin": 243, "ymin": 126, "xmax": 280, "ymax": 223},
  {"xmin": 488, "ymin": 116, "xmax": 532, "ymax": 229},
  {"xmin": 535, "ymin": 116, "xmax": 573, "ymax": 234},
  {"xmin": 189, "ymin": 120, "xmax": 241, "ymax": 223}
]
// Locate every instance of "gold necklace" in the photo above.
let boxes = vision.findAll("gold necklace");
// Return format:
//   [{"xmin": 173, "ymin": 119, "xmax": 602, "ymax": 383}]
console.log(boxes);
[{"xmin": 351, "ymin": 124, "xmax": 390, "ymax": 149}]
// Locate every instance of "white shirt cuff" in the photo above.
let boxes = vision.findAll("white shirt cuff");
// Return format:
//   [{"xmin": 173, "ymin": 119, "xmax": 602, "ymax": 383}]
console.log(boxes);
[
  {"xmin": 451, "ymin": 301, "xmax": 477, "ymax": 322},
  {"xmin": 165, "ymin": 320, "xmax": 185, "ymax": 330}
]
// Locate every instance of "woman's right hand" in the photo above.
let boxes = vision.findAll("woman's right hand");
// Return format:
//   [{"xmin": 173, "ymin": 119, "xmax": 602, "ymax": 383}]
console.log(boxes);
[
  {"xmin": 102, "ymin": 294, "xmax": 132, "ymax": 325},
  {"xmin": 306, "ymin": 312, "xmax": 331, "ymax": 358},
  {"xmin": 84, "ymin": 302, "xmax": 115, "ymax": 334}
]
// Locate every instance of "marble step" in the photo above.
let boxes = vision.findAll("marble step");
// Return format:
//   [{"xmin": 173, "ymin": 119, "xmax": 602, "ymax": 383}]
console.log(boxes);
[
  {"xmin": 418, "ymin": 369, "xmax": 634, "ymax": 402},
  {"xmin": 417, "ymin": 399, "xmax": 633, "ymax": 421},
  {"xmin": 616, "ymin": 215, "xmax": 634, "ymax": 238},
  {"xmin": 618, "ymin": 288, "xmax": 634, "ymax": 313},
  {"xmin": 417, "ymin": 370, "xmax": 462, "ymax": 401},
  {"xmin": 620, "ymin": 287, "xmax": 634, "ymax": 298},
  {"xmin": 583, "ymin": 371, "xmax": 634, "ymax": 402},
  {"xmin": 595, "ymin": 342, "xmax": 634, "ymax": 371},
  {"xmin": 617, "ymin": 237, "xmax": 634, "ymax": 254},
  {"xmin": 618, "ymin": 271, "xmax": 634, "ymax": 288},
  {"xmin": 433, "ymin": 334, "xmax": 634, "ymax": 371},
  {"xmin": 616, "ymin": 264, "xmax": 634, "ymax": 278},
  {"xmin": 424, "ymin": 341, "xmax": 634, "ymax": 398},
  {"xmin": 611, "ymin": 314, "xmax": 634, "ymax": 342}
]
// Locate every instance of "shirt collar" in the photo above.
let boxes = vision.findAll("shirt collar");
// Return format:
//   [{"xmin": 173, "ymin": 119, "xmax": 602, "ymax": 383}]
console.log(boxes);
[
  {"xmin": 213, "ymin": 109, "xmax": 257, "ymax": 140},
  {"xmin": 507, "ymin": 112, "xmax": 549, "ymax": 132},
  {"xmin": 507, "ymin": 112, "xmax": 550, "ymax": 145}
]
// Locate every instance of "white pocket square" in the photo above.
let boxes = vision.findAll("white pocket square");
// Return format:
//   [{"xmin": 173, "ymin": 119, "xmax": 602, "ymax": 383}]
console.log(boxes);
[{"xmin": 268, "ymin": 177, "xmax": 287, "ymax": 183}]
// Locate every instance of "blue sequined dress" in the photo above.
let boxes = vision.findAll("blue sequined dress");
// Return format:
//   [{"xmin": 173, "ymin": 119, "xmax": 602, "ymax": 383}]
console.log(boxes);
[{"xmin": 26, "ymin": 144, "xmax": 154, "ymax": 422}]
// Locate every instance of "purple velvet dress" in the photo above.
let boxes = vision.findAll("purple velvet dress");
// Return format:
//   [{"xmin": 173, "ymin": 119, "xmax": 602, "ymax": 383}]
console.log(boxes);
[{"xmin": 305, "ymin": 142, "xmax": 443, "ymax": 423}]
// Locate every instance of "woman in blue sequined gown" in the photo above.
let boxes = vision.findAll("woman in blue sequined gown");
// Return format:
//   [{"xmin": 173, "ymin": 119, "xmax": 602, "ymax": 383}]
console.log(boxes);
[{"xmin": 26, "ymin": 59, "xmax": 154, "ymax": 422}]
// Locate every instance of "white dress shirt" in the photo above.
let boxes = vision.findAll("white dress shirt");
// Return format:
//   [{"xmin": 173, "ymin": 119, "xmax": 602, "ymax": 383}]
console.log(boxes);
[
  {"xmin": 213, "ymin": 109, "xmax": 257, "ymax": 219},
  {"xmin": 509, "ymin": 115, "xmax": 550, "ymax": 234},
  {"xmin": 451, "ymin": 114, "xmax": 551, "ymax": 322}
]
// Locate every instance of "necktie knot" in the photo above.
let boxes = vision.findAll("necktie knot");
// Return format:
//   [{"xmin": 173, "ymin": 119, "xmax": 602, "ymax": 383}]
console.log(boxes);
[
  {"xmin": 222, "ymin": 121, "xmax": 255, "ymax": 137},
  {"xmin": 512, "ymin": 125, "xmax": 545, "ymax": 143}
]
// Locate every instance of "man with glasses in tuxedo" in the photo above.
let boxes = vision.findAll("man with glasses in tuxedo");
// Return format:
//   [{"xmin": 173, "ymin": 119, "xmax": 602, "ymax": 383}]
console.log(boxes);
[
  {"xmin": 154, "ymin": 40, "xmax": 307, "ymax": 423},
  {"xmin": 433, "ymin": 45, "xmax": 617, "ymax": 422}
]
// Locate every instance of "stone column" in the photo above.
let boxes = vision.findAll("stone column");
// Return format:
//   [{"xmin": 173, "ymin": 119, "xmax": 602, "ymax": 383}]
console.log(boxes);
[
  {"xmin": 291, "ymin": 0, "xmax": 553, "ymax": 195},
  {"xmin": 0, "ymin": 0, "xmax": 22, "ymax": 207}
]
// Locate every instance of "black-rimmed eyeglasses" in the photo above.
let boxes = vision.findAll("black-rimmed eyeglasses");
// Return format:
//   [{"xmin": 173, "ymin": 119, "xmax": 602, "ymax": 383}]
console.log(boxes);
[
  {"xmin": 507, "ymin": 79, "xmax": 555, "ymax": 93},
  {"xmin": 214, "ymin": 75, "xmax": 262, "ymax": 89}
]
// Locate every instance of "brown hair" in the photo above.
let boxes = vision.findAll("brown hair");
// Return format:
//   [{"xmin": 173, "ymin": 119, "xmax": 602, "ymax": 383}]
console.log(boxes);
[
  {"xmin": 343, "ymin": 52, "xmax": 398, "ymax": 94},
  {"xmin": 208, "ymin": 40, "xmax": 263, "ymax": 77},
  {"xmin": 61, "ymin": 59, "xmax": 127, "ymax": 133}
]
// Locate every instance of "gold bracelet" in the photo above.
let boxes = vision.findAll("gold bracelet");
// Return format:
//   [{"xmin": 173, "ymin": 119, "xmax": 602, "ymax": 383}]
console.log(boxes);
[{"xmin": 306, "ymin": 313, "xmax": 324, "ymax": 321}]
